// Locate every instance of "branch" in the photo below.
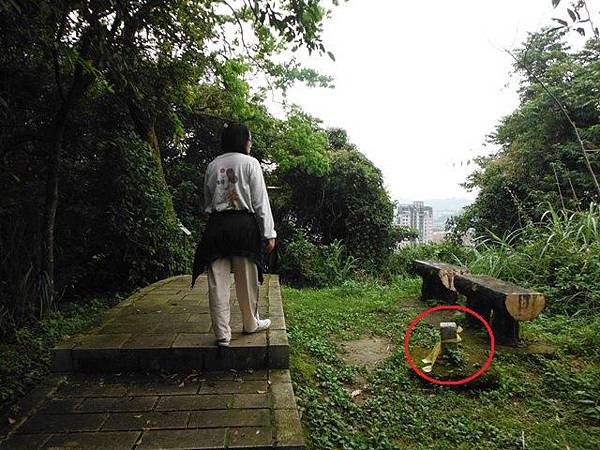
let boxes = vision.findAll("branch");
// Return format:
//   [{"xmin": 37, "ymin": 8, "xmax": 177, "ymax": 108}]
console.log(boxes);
[
  {"xmin": 221, "ymin": 0, "xmax": 277, "ymax": 96},
  {"xmin": 583, "ymin": 1, "xmax": 599, "ymax": 40},
  {"xmin": 506, "ymin": 48, "xmax": 600, "ymax": 198},
  {"xmin": 52, "ymin": 3, "xmax": 69, "ymax": 103}
]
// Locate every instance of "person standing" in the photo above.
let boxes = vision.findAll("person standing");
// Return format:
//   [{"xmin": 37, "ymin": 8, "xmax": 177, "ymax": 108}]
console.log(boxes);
[{"xmin": 191, "ymin": 122, "xmax": 276, "ymax": 347}]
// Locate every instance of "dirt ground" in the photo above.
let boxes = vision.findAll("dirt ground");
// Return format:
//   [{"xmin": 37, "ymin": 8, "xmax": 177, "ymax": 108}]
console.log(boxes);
[{"xmin": 339, "ymin": 336, "xmax": 394, "ymax": 369}]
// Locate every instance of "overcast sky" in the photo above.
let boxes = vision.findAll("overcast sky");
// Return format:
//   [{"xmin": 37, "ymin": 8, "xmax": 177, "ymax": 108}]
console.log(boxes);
[{"xmin": 267, "ymin": 0, "xmax": 586, "ymax": 203}]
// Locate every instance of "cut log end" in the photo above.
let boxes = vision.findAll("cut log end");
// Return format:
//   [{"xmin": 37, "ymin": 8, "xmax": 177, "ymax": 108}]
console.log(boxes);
[{"xmin": 505, "ymin": 294, "xmax": 545, "ymax": 321}]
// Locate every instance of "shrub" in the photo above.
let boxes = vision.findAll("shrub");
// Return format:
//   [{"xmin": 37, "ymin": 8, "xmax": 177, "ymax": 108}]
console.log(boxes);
[
  {"xmin": 278, "ymin": 229, "xmax": 356, "ymax": 287},
  {"xmin": 469, "ymin": 203, "xmax": 600, "ymax": 314},
  {"xmin": 383, "ymin": 240, "xmax": 471, "ymax": 279}
]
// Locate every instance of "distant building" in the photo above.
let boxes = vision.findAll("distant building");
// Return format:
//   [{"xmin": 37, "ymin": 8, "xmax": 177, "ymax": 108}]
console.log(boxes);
[{"xmin": 396, "ymin": 201, "xmax": 434, "ymax": 244}]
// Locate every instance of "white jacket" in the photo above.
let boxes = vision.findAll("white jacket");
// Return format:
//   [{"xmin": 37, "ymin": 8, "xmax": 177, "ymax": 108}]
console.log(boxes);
[{"xmin": 203, "ymin": 152, "xmax": 277, "ymax": 240}]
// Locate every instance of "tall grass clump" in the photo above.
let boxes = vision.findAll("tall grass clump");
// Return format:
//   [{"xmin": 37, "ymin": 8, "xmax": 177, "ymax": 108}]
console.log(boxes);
[
  {"xmin": 470, "ymin": 203, "xmax": 600, "ymax": 314},
  {"xmin": 383, "ymin": 240, "xmax": 471, "ymax": 279}
]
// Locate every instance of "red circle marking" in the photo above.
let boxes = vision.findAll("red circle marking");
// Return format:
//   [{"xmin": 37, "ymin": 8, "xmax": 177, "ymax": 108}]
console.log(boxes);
[{"xmin": 403, "ymin": 305, "xmax": 495, "ymax": 386}]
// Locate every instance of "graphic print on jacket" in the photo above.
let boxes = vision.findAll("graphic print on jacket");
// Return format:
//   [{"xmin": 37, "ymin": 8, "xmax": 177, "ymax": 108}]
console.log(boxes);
[{"xmin": 216, "ymin": 167, "xmax": 241, "ymax": 210}]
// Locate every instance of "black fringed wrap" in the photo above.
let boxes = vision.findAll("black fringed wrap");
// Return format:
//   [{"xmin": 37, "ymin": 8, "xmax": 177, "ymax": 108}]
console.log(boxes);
[{"xmin": 191, "ymin": 210, "xmax": 264, "ymax": 288}]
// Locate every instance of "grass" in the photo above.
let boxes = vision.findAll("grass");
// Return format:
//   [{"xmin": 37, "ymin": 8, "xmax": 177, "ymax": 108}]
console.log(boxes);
[
  {"xmin": 0, "ymin": 293, "xmax": 125, "ymax": 416},
  {"xmin": 282, "ymin": 277, "xmax": 600, "ymax": 450}
]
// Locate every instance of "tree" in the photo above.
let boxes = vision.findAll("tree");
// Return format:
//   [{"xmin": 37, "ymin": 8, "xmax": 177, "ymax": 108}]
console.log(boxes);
[
  {"xmin": 461, "ymin": 29, "xmax": 600, "ymax": 237},
  {"xmin": 279, "ymin": 127, "xmax": 399, "ymax": 271}
]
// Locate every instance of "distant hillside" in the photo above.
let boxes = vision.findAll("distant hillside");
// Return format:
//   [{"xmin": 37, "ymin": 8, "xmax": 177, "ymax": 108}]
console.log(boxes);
[
  {"xmin": 422, "ymin": 198, "xmax": 473, "ymax": 212},
  {"xmin": 396, "ymin": 197, "xmax": 473, "ymax": 212}
]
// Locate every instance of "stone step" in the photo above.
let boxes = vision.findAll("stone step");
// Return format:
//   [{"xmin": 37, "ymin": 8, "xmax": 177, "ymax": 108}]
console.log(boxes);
[
  {"xmin": 0, "ymin": 369, "xmax": 305, "ymax": 449},
  {"xmin": 51, "ymin": 275, "xmax": 289, "ymax": 373}
]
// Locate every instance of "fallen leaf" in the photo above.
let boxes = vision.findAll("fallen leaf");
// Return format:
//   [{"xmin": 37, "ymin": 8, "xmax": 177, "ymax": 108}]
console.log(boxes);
[
  {"xmin": 351, "ymin": 389, "xmax": 362, "ymax": 398},
  {"xmin": 8, "ymin": 417, "xmax": 16, "ymax": 425},
  {"xmin": 178, "ymin": 382, "xmax": 185, "ymax": 388},
  {"xmin": 256, "ymin": 430, "xmax": 261, "ymax": 434},
  {"xmin": 134, "ymin": 415, "xmax": 142, "ymax": 419},
  {"xmin": 257, "ymin": 390, "xmax": 266, "ymax": 394}
]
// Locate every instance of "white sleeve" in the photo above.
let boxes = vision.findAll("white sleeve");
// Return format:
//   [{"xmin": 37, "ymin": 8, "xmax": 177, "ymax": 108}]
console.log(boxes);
[
  {"xmin": 203, "ymin": 164, "xmax": 213, "ymax": 214},
  {"xmin": 248, "ymin": 159, "xmax": 277, "ymax": 240}
]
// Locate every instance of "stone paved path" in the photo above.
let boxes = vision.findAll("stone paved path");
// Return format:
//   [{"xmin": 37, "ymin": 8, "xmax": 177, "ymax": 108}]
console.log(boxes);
[{"xmin": 0, "ymin": 275, "xmax": 304, "ymax": 449}]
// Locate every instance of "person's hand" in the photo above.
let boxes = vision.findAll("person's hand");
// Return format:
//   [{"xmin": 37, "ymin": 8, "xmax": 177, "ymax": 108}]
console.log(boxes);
[{"xmin": 264, "ymin": 238, "xmax": 276, "ymax": 254}]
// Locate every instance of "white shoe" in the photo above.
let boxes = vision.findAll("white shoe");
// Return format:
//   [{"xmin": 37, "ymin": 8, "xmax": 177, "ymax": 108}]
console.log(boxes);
[
  {"xmin": 216, "ymin": 338, "xmax": 230, "ymax": 347},
  {"xmin": 246, "ymin": 319, "xmax": 271, "ymax": 334}
]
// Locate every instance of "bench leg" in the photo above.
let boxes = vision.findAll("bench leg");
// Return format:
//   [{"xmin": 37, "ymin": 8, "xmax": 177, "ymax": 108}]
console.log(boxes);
[
  {"xmin": 421, "ymin": 274, "xmax": 458, "ymax": 304},
  {"xmin": 465, "ymin": 293, "xmax": 492, "ymax": 328},
  {"xmin": 491, "ymin": 308, "xmax": 520, "ymax": 346}
]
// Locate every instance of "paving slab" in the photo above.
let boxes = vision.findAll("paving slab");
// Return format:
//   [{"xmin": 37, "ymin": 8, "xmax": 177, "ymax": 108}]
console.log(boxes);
[
  {"xmin": 229, "ymin": 427, "xmax": 273, "ymax": 449},
  {"xmin": 51, "ymin": 275, "xmax": 289, "ymax": 373},
  {"xmin": 45, "ymin": 431, "xmax": 142, "ymax": 449},
  {"xmin": 136, "ymin": 428, "xmax": 225, "ymax": 449},
  {"xmin": 101, "ymin": 411, "xmax": 190, "ymax": 431}
]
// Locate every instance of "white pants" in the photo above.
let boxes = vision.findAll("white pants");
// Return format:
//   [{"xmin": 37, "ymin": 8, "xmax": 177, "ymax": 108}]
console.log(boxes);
[{"xmin": 207, "ymin": 256, "xmax": 260, "ymax": 341}]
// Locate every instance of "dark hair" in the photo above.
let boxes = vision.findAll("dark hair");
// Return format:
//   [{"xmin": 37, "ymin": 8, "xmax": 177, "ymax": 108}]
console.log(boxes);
[{"xmin": 220, "ymin": 122, "xmax": 250, "ymax": 154}]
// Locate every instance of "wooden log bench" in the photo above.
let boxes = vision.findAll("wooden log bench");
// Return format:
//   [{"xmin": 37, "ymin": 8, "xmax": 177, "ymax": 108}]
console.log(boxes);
[
  {"xmin": 454, "ymin": 273, "xmax": 545, "ymax": 346},
  {"xmin": 413, "ymin": 260, "xmax": 546, "ymax": 346},
  {"xmin": 412, "ymin": 260, "xmax": 470, "ymax": 304}
]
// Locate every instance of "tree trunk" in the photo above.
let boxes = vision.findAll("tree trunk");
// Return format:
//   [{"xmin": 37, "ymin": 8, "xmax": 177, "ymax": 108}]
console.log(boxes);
[
  {"xmin": 127, "ymin": 100, "xmax": 165, "ymax": 180},
  {"xmin": 42, "ymin": 59, "xmax": 93, "ymax": 308},
  {"xmin": 42, "ymin": 122, "xmax": 64, "ymax": 309},
  {"xmin": 125, "ymin": 99, "xmax": 177, "ymax": 221}
]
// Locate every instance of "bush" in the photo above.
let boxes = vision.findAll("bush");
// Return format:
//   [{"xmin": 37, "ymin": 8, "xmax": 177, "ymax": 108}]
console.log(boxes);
[
  {"xmin": 0, "ymin": 295, "xmax": 121, "ymax": 414},
  {"xmin": 383, "ymin": 240, "xmax": 471, "ymax": 279},
  {"xmin": 279, "ymin": 229, "xmax": 356, "ymax": 287},
  {"xmin": 468, "ymin": 203, "xmax": 600, "ymax": 314},
  {"xmin": 280, "ymin": 146, "xmax": 399, "ymax": 274}
]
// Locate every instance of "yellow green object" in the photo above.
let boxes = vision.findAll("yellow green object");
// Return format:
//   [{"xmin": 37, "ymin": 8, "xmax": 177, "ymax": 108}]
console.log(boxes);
[{"xmin": 421, "ymin": 326, "xmax": 463, "ymax": 373}]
